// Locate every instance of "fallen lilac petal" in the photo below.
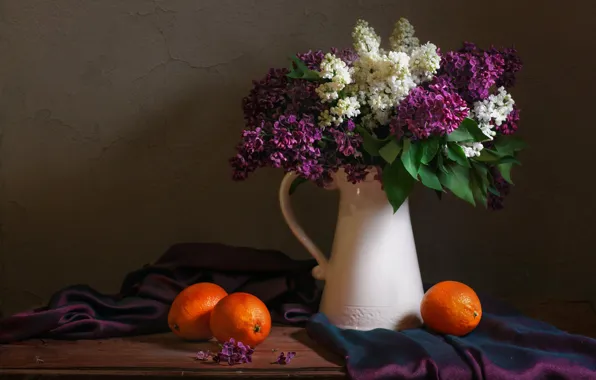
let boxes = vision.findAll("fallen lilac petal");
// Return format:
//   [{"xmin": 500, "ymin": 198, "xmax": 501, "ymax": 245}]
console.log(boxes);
[
  {"xmin": 195, "ymin": 350, "xmax": 212, "ymax": 361},
  {"xmin": 211, "ymin": 339, "xmax": 254, "ymax": 365},
  {"xmin": 274, "ymin": 351, "xmax": 297, "ymax": 364}
]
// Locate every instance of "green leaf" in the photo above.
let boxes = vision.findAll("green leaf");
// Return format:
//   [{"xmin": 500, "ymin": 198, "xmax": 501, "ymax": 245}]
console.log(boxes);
[
  {"xmin": 509, "ymin": 137, "xmax": 527, "ymax": 151},
  {"xmin": 400, "ymin": 139, "xmax": 423, "ymax": 179},
  {"xmin": 497, "ymin": 156, "xmax": 521, "ymax": 165},
  {"xmin": 471, "ymin": 177, "xmax": 487, "ymax": 207},
  {"xmin": 402, "ymin": 138, "xmax": 411, "ymax": 154},
  {"xmin": 474, "ymin": 149, "xmax": 502, "ymax": 163},
  {"xmin": 479, "ymin": 148, "xmax": 521, "ymax": 165},
  {"xmin": 487, "ymin": 170, "xmax": 501, "ymax": 196},
  {"xmin": 301, "ymin": 71, "xmax": 322, "ymax": 80},
  {"xmin": 472, "ymin": 161, "xmax": 488, "ymax": 176},
  {"xmin": 470, "ymin": 163, "xmax": 489, "ymax": 207},
  {"xmin": 287, "ymin": 70, "xmax": 320, "ymax": 80},
  {"xmin": 286, "ymin": 71, "xmax": 302, "ymax": 79},
  {"xmin": 497, "ymin": 163, "xmax": 514, "ymax": 184},
  {"xmin": 477, "ymin": 148, "xmax": 520, "ymax": 164},
  {"xmin": 446, "ymin": 127, "xmax": 473, "ymax": 143},
  {"xmin": 421, "ymin": 138, "xmax": 440, "ymax": 165},
  {"xmin": 355, "ymin": 126, "xmax": 387, "ymax": 157},
  {"xmin": 379, "ymin": 139, "xmax": 402, "ymax": 164},
  {"xmin": 419, "ymin": 165, "xmax": 442, "ymax": 191},
  {"xmin": 436, "ymin": 152, "xmax": 449, "ymax": 174},
  {"xmin": 461, "ymin": 118, "xmax": 490, "ymax": 142},
  {"xmin": 383, "ymin": 159, "xmax": 416, "ymax": 213},
  {"xmin": 289, "ymin": 176, "xmax": 308, "ymax": 195},
  {"xmin": 493, "ymin": 135, "xmax": 527, "ymax": 156},
  {"xmin": 291, "ymin": 56, "xmax": 310, "ymax": 72},
  {"xmin": 447, "ymin": 118, "xmax": 490, "ymax": 143},
  {"xmin": 488, "ymin": 185, "xmax": 501, "ymax": 196},
  {"xmin": 286, "ymin": 56, "xmax": 321, "ymax": 81},
  {"xmin": 439, "ymin": 164, "xmax": 475, "ymax": 206},
  {"xmin": 446, "ymin": 143, "xmax": 471, "ymax": 168}
]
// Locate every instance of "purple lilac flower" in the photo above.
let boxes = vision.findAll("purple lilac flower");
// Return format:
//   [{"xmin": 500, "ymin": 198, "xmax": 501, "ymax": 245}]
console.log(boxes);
[
  {"xmin": 491, "ymin": 46, "xmax": 523, "ymax": 89},
  {"xmin": 284, "ymin": 79, "xmax": 323, "ymax": 117},
  {"xmin": 231, "ymin": 50, "xmax": 365, "ymax": 186},
  {"xmin": 494, "ymin": 106, "xmax": 520, "ymax": 135},
  {"xmin": 274, "ymin": 351, "xmax": 296, "ymax": 364},
  {"xmin": 232, "ymin": 114, "xmax": 325, "ymax": 180},
  {"xmin": 296, "ymin": 50, "xmax": 325, "ymax": 70},
  {"xmin": 344, "ymin": 163, "xmax": 370, "ymax": 184},
  {"xmin": 210, "ymin": 338, "xmax": 255, "ymax": 365},
  {"xmin": 439, "ymin": 42, "xmax": 505, "ymax": 103},
  {"xmin": 331, "ymin": 47, "xmax": 359, "ymax": 66},
  {"xmin": 242, "ymin": 68, "xmax": 290, "ymax": 128},
  {"xmin": 329, "ymin": 125, "xmax": 362, "ymax": 158},
  {"xmin": 390, "ymin": 80, "xmax": 469, "ymax": 140},
  {"xmin": 297, "ymin": 48, "xmax": 358, "ymax": 70},
  {"xmin": 488, "ymin": 168, "xmax": 511, "ymax": 210},
  {"xmin": 195, "ymin": 350, "xmax": 211, "ymax": 361}
]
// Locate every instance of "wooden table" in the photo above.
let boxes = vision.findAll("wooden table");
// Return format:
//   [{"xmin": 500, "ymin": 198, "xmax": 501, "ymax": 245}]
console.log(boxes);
[
  {"xmin": 2, "ymin": 303, "xmax": 595, "ymax": 379},
  {"xmin": 0, "ymin": 327, "xmax": 345, "ymax": 379}
]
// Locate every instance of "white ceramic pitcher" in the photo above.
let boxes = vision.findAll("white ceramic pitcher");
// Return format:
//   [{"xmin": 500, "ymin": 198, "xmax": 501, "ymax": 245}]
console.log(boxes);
[{"xmin": 279, "ymin": 168, "xmax": 425, "ymax": 331}]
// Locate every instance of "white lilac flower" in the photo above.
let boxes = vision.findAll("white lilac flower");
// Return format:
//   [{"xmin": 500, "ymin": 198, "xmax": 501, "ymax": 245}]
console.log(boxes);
[
  {"xmin": 360, "ymin": 113, "xmax": 377, "ymax": 130},
  {"xmin": 389, "ymin": 18, "xmax": 420, "ymax": 54},
  {"xmin": 478, "ymin": 121, "xmax": 497, "ymax": 139},
  {"xmin": 469, "ymin": 87, "xmax": 515, "ymax": 140},
  {"xmin": 367, "ymin": 92, "xmax": 389, "ymax": 113},
  {"xmin": 387, "ymin": 51, "xmax": 413, "ymax": 83},
  {"xmin": 318, "ymin": 109, "xmax": 333, "ymax": 128},
  {"xmin": 460, "ymin": 142, "xmax": 484, "ymax": 158},
  {"xmin": 319, "ymin": 53, "xmax": 352, "ymax": 85},
  {"xmin": 409, "ymin": 43, "xmax": 441, "ymax": 84},
  {"xmin": 373, "ymin": 108, "xmax": 391, "ymax": 126},
  {"xmin": 316, "ymin": 54, "xmax": 354, "ymax": 104},
  {"xmin": 466, "ymin": 108, "xmax": 497, "ymax": 140},
  {"xmin": 318, "ymin": 97, "xmax": 361, "ymax": 128},
  {"xmin": 473, "ymin": 87, "xmax": 515, "ymax": 127},
  {"xmin": 316, "ymin": 81, "xmax": 343, "ymax": 102},
  {"xmin": 352, "ymin": 19, "xmax": 381, "ymax": 56},
  {"xmin": 352, "ymin": 50, "xmax": 416, "ymax": 124},
  {"xmin": 330, "ymin": 96, "xmax": 361, "ymax": 124}
]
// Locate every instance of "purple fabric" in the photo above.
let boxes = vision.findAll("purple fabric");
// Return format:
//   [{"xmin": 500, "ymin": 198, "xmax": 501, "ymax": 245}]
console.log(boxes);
[
  {"xmin": 307, "ymin": 291, "xmax": 596, "ymax": 380},
  {"xmin": 2, "ymin": 242, "xmax": 595, "ymax": 380},
  {"xmin": 0, "ymin": 243, "xmax": 319, "ymax": 343}
]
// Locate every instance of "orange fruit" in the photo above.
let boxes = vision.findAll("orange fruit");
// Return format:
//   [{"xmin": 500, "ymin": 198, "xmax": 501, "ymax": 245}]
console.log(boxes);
[
  {"xmin": 420, "ymin": 280, "xmax": 482, "ymax": 336},
  {"xmin": 168, "ymin": 282, "xmax": 228, "ymax": 340},
  {"xmin": 209, "ymin": 292, "xmax": 272, "ymax": 347}
]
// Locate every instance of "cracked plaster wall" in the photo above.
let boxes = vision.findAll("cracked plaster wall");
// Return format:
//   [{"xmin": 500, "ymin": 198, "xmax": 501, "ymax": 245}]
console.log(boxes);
[{"xmin": 1, "ymin": 0, "xmax": 595, "ymax": 316}]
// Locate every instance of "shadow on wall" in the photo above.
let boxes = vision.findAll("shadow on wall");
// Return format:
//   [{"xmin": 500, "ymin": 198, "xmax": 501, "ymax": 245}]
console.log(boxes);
[
  {"xmin": 0, "ymin": 0, "xmax": 522, "ymax": 314},
  {"xmin": 3, "ymin": 0, "xmax": 596, "ymax": 317},
  {"xmin": 1, "ymin": 57, "xmax": 338, "ymax": 316},
  {"xmin": 1, "ymin": 80, "xmax": 229, "ymax": 310}
]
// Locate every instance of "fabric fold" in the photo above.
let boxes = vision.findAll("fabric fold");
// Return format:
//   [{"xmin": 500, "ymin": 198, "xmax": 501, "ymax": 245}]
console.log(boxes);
[
  {"xmin": 0, "ymin": 243, "xmax": 319, "ymax": 343},
  {"xmin": 306, "ymin": 301, "xmax": 596, "ymax": 380},
  {"xmin": 2, "ymin": 242, "xmax": 595, "ymax": 380}
]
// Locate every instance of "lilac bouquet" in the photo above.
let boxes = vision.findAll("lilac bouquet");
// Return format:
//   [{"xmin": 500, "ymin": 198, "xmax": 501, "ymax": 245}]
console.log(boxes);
[{"xmin": 230, "ymin": 18, "xmax": 525, "ymax": 211}]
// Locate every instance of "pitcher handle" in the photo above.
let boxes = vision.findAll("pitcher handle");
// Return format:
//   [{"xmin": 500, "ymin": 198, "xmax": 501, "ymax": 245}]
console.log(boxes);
[{"xmin": 279, "ymin": 172, "xmax": 328, "ymax": 280}]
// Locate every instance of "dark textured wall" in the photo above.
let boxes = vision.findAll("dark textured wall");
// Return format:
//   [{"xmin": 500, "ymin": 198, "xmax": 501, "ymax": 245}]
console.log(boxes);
[{"xmin": 1, "ymin": 0, "xmax": 595, "ymax": 316}]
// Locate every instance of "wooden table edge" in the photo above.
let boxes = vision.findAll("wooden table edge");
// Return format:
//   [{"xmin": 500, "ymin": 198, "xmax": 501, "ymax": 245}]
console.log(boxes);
[{"xmin": 0, "ymin": 367, "xmax": 347, "ymax": 378}]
